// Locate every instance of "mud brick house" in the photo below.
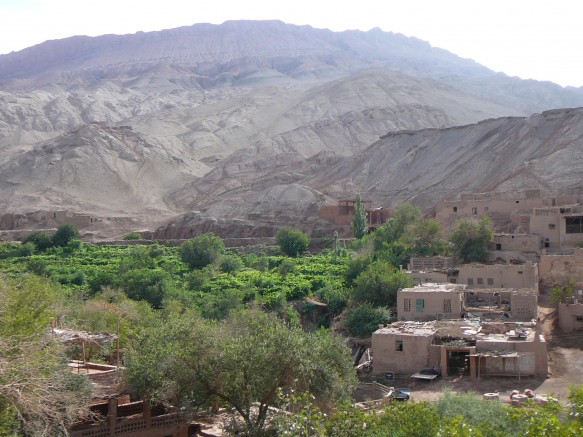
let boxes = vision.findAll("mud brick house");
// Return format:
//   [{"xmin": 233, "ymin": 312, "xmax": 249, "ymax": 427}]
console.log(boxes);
[
  {"xmin": 397, "ymin": 283, "xmax": 466, "ymax": 321},
  {"xmin": 319, "ymin": 199, "xmax": 387, "ymax": 233},
  {"xmin": 539, "ymin": 248, "xmax": 583, "ymax": 285},
  {"xmin": 530, "ymin": 206, "xmax": 583, "ymax": 249},
  {"xmin": 490, "ymin": 233, "xmax": 543, "ymax": 252},
  {"xmin": 457, "ymin": 262, "xmax": 539, "ymax": 292},
  {"xmin": 372, "ymin": 320, "xmax": 547, "ymax": 378}
]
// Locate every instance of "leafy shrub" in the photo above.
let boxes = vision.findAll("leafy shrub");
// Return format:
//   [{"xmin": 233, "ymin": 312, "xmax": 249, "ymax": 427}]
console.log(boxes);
[
  {"xmin": 51, "ymin": 224, "xmax": 80, "ymax": 248},
  {"xmin": 219, "ymin": 254, "xmax": 244, "ymax": 274},
  {"xmin": 450, "ymin": 216, "xmax": 493, "ymax": 262},
  {"xmin": 352, "ymin": 260, "xmax": 414, "ymax": 307},
  {"xmin": 23, "ymin": 231, "xmax": 53, "ymax": 252},
  {"xmin": 344, "ymin": 255, "xmax": 372, "ymax": 287},
  {"xmin": 123, "ymin": 232, "xmax": 142, "ymax": 240},
  {"xmin": 180, "ymin": 233, "xmax": 225, "ymax": 269},
  {"xmin": 276, "ymin": 227, "xmax": 310, "ymax": 257},
  {"xmin": 17, "ymin": 242, "xmax": 35, "ymax": 257},
  {"xmin": 345, "ymin": 303, "xmax": 390, "ymax": 337},
  {"xmin": 278, "ymin": 258, "xmax": 297, "ymax": 276},
  {"xmin": 319, "ymin": 286, "xmax": 350, "ymax": 316}
]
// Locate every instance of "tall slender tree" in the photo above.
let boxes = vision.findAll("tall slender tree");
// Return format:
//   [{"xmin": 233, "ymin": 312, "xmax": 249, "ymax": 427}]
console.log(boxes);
[{"xmin": 352, "ymin": 194, "xmax": 367, "ymax": 239}]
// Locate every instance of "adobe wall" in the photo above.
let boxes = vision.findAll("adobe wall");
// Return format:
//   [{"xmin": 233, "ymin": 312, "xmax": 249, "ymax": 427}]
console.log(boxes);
[
  {"xmin": 409, "ymin": 256, "xmax": 454, "ymax": 271},
  {"xmin": 490, "ymin": 234, "xmax": 542, "ymax": 252},
  {"xmin": 372, "ymin": 331, "xmax": 434, "ymax": 375},
  {"xmin": 410, "ymin": 270, "xmax": 449, "ymax": 284},
  {"xmin": 539, "ymin": 248, "xmax": 583, "ymax": 285},
  {"xmin": 457, "ymin": 263, "xmax": 538, "ymax": 291},
  {"xmin": 510, "ymin": 292, "xmax": 538, "ymax": 321},
  {"xmin": 530, "ymin": 207, "xmax": 583, "ymax": 249},
  {"xmin": 558, "ymin": 302, "xmax": 583, "ymax": 332},
  {"xmin": 436, "ymin": 197, "xmax": 547, "ymax": 232},
  {"xmin": 398, "ymin": 289, "xmax": 464, "ymax": 321},
  {"xmin": 475, "ymin": 338, "xmax": 547, "ymax": 376}
]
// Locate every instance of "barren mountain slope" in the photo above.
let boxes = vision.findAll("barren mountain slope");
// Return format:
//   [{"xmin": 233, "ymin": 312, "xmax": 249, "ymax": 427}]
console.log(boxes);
[
  {"xmin": 0, "ymin": 123, "xmax": 208, "ymax": 218},
  {"xmin": 154, "ymin": 107, "xmax": 583, "ymax": 238},
  {"xmin": 1, "ymin": 21, "xmax": 583, "ymax": 237},
  {"xmin": 0, "ymin": 68, "xmax": 523, "ymax": 226}
]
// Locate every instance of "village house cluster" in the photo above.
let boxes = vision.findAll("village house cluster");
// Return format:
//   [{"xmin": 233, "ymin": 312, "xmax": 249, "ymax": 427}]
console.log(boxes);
[{"xmin": 371, "ymin": 189, "xmax": 583, "ymax": 379}]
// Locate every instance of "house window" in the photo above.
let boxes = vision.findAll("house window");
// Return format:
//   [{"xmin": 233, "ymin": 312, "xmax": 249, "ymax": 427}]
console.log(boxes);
[
  {"xmin": 472, "ymin": 207, "xmax": 478, "ymax": 215},
  {"xmin": 443, "ymin": 299, "xmax": 452, "ymax": 313},
  {"xmin": 549, "ymin": 224, "xmax": 556, "ymax": 230},
  {"xmin": 453, "ymin": 206, "xmax": 458, "ymax": 212},
  {"xmin": 518, "ymin": 271, "xmax": 523, "ymax": 275},
  {"xmin": 576, "ymin": 317, "xmax": 583, "ymax": 322},
  {"xmin": 467, "ymin": 278, "xmax": 474, "ymax": 286},
  {"xmin": 450, "ymin": 278, "xmax": 457, "ymax": 284},
  {"xmin": 566, "ymin": 217, "xmax": 583, "ymax": 234},
  {"xmin": 496, "ymin": 243, "xmax": 502, "ymax": 250},
  {"xmin": 484, "ymin": 207, "xmax": 489, "ymax": 213},
  {"xmin": 477, "ymin": 277, "xmax": 484, "ymax": 285},
  {"xmin": 395, "ymin": 340, "xmax": 403, "ymax": 351},
  {"xmin": 416, "ymin": 299, "xmax": 425, "ymax": 312},
  {"xmin": 487, "ymin": 278, "xmax": 494, "ymax": 286},
  {"xmin": 404, "ymin": 298, "xmax": 411, "ymax": 312}
]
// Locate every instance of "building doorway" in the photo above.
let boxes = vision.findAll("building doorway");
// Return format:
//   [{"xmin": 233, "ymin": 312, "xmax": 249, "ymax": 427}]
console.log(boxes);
[{"xmin": 448, "ymin": 350, "xmax": 470, "ymax": 376}]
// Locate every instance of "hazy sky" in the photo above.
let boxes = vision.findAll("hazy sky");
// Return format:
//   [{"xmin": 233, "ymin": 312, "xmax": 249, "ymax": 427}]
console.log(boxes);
[{"xmin": 0, "ymin": 0, "xmax": 581, "ymax": 87}]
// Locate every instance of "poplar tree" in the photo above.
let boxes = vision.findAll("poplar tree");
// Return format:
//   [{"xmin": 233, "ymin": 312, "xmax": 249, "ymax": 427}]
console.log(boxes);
[{"xmin": 351, "ymin": 194, "xmax": 367, "ymax": 239}]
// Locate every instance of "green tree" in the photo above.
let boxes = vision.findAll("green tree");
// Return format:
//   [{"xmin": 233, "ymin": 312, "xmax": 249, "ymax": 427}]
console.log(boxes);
[
  {"xmin": 404, "ymin": 218, "xmax": 448, "ymax": 257},
  {"xmin": 276, "ymin": 227, "xmax": 310, "ymax": 257},
  {"xmin": 345, "ymin": 303, "xmax": 390, "ymax": 337},
  {"xmin": 23, "ymin": 231, "xmax": 53, "ymax": 252},
  {"xmin": 180, "ymin": 233, "xmax": 225, "ymax": 269},
  {"xmin": 219, "ymin": 254, "xmax": 244, "ymax": 274},
  {"xmin": 51, "ymin": 223, "xmax": 80, "ymax": 247},
  {"xmin": 123, "ymin": 231, "xmax": 142, "ymax": 240},
  {"xmin": 450, "ymin": 216, "xmax": 493, "ymax": 262},
  {"xmin": 352, "ymin": 194, "xmax": 367, "ymax": 239},
  {"xmin": 352, "ymin": 260, "xmax": 414, "ymax": 307},
  {"xmin": 550, "ymin": 277, "xmax": 575, "ymax": 304},
  {"xmin": 126, "ymin": 309, "xmax": 355, "ymax": 434},
  {"xmin": 374, "ymin": 203, "xmax": 422, "ymax": 249},
  {"xmin": 0, "ymin": 275, "xmax": 92, "ymax": 435},
  {"xmin": 117, "ymin": 268, "xmax": 174, "ymax": 308}
]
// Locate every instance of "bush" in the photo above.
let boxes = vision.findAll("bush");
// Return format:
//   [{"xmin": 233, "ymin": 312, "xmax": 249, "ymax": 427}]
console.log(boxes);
[
  {"xmin": 17, "ymin": 242, "xmax": 35, "ymax": 257},
  {"xmin": 123, "ymin": 232, "xmax": 142, "ymax": 240},
  {"xmin": 319, "ymin": 286, "xmax": 350, "ymax": 316},
  {"xmin": 345, "ymin": 304, "xmax": 390, "ymax": 337},
  {"xmin": 352, "ymin": 260, "xmax": 414, "ymax": 307},
  {"xmin": 450, "ymin": 217, "xmax": 493, "ymax": 262},
  {"xmin": 23, "ymin": 231, "xmax": 53, "ymax": 252},
  {"xmin": 276, "ymin": 227, "xmax": 310, "ymax": 257},
  {"xmin": 51, "ymin": 224, "xmax": 80, "ymax": 248},
  {"xmin": 180, "ymin": 233, "xmax": 225, "ymax": 269},
  {"xmin": 219, "ymin": 254, "xmax": 244, "ymax": 274},
  {"xmin": 278, "ymin": 258, "xmax": 297, "ymax": 276}
]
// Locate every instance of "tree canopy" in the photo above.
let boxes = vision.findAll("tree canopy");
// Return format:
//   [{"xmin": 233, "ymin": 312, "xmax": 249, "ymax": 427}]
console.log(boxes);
[
  {"xmin": 0, "ymin": 275, "xmax": 92, "ymax": 435},
  {"xmin": 351, "ymin": 194, "xmax": 367, "ymax": 239},
  {"xmin": 450, "ymin": 216, "xmax": 493, "ymax": 262},
  {"xmin": 352, "ymin": 260, "xmax": 414, "ymax": 307},
  {"xmin": 126, "ymin": 309, "xmax": 355, "ymax": 434},
  {"xmin": 276, "ymin": 227, "xmax": 310, "ymax": 257},
  {"xmin": 180, "ymin": 233, "xmax": 225, "ymax": 269},
  {"xmin": 51, "ymin": 223, "xmax": 80, "ymax": 247}
]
